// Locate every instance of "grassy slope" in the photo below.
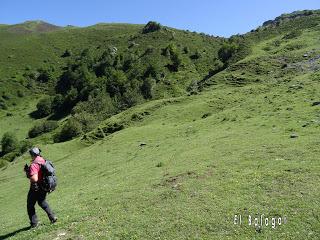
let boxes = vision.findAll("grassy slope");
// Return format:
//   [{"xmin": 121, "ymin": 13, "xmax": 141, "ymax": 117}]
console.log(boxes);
[
  {"xmin": 0, "ymin": 80, "xmax": 319, "ymax": 239},
  {"xmin": 1, "ymin": 15, "xmax": 320, "ymax": 239},
  {"xmin": 0, "ymin": 22, "xmax": 222, "ymax": 110},
  {"xmin": 0, "ymin": 23, "xmax": 141, "ymax": 110}
]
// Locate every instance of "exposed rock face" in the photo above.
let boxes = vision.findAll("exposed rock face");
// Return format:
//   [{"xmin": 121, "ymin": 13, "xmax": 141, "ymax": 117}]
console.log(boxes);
[{"xmin": 262, "ymin": 10, "xmax": 316, "ymax": 28}]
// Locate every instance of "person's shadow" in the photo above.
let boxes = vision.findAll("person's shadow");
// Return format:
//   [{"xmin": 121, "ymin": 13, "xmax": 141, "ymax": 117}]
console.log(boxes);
[{"xmin": 0, "ymin": 226, "xmax": 31, "ymax": 240}]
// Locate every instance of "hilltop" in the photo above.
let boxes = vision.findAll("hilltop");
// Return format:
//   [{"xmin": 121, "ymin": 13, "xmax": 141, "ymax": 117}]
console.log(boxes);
[
  {"xmin": 3, "ymin": 20, "xmax": 62, "ymax": 33},
  {"xmin": 0, "ymin": 10, "xmax": 320, "ymax": 239}
]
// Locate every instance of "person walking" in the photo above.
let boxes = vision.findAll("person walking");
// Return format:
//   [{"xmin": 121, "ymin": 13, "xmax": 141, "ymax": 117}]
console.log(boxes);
[{"xmin": 25, "ymin": 147, "xmax": 57, "ymax": 228}]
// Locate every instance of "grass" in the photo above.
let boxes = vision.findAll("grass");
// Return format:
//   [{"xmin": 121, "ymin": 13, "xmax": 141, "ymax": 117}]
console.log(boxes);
[
  {"xmin": 1, "ymin": 78, "xmax": 320, "ymax": 239},
  {"xmin": 0, "ymin": 11, "xmax": 320, "ymax": 239},
  {"xmin": 0, "ymin": 96, "xmax": 40, "ymax": 139}
]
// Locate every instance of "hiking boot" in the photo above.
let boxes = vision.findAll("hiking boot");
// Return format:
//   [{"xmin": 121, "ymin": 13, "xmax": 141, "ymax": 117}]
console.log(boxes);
[
  {"xmin": 30, "ymin": 222, "xmax": 39, "ymax": 228},
  {"xmin": 50, "ymin": 216, "xmax": 58, "ymax": 224}
]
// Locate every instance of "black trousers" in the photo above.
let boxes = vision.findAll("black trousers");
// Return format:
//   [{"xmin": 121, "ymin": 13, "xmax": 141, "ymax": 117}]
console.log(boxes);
[{"xmin": 27, "ymin": 188, "xmax": 55, "ymax": 225}]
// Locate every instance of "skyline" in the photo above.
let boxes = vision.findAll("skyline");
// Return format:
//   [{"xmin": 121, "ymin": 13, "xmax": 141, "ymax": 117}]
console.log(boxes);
[{"xmin": 1, "ymin": 0, "xmax": 320, "ymax": 37}]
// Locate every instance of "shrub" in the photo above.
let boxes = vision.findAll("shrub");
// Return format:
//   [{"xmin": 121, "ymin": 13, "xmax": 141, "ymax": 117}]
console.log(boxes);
[
  {"xmin": 64, "ymin": 88, "xmax": 79, "ymax": 110},
  {"xmin": 218, "ymin": 43, "xmax": 238, "ymax": 63},
  {"xmin": 2, "ymin": 93, "xmax": 11, "ymax": 100},
  {"xmin": 2, "ymin": 151, "xmax": 19, "ymax": 162},
  {"xmin": 283, "ymin": 30, "xmax": 302, "ymax": 40},
  {"xmin": 36, "ymin": 97, "xmax": 53, "ymax": 118},
  {"xmin": 190, "ymin": 50, "xmax": 201, "ymax": 60},
  {"xmin": 122, "ymin": 88, "xmax": 144, "ymax": 108},
  {"xmin": 144, "ymin": 46, "xmax": 154, "ymax": 55},
  {"xmin": 144, "ymin": 64, "xmax": 160, "ymax": 79},
  {"xmin": 17, "ymin": 90, "xmax": 24, "ymax": 98},
  {"xmin": 170, "ymin": 51, "xmax": 183, "ymax": 72},
  {"xmin": 0, "ymin": 100, "xmax": 7, "ymax": 110},
  {"xmin": 0, "ymin": 159, "xmax": 8, "ymax": 168},
  {"xmin": 156, "ymin": 162, "xmax": 163, "ymax": 167},
  {"xmin": 52, "ymin": 94, "xmax": 64, "ymax": 112},
  {"xmin": 187, "ymin": 80, "xmax": 199, "ymax": 94},
  {"xmin": 72, "ymin": 112, "xmax": 97, "ymax": 133},
  {"xmin": 73, "ymin": 93, "xmax": 116, "ymax": 117},
  {"xmin": 37, "ymin": 68, "xmax": 54, "ymax": 83},
  {"xmin": 141, "ymin": 77, "xmax": 155, "ymax": 99},
  {"xmin": 142, "ymin": 21, "xmax": 162, "ymax": 34},
  {"xmin": 163, "ymin": 44, "xmax": 183, "ymax": 72},
  {"xmin": 28, "ymin": 121, "xmax": 59, "ymax": 138},
  {"xmin": 106, "ymin": 70, "xmax": 127, "ymax": 97},
  {"xmin": 1, "ymin": 132, "xmax": 19, "ymax": 154},
  {"xmin": 18, "ymin": 140, "xmax": 32, "ymax": 154},
  {"xmin": 61, "ymin": 49, "xmax": 72, "ymax": 57},
  {"xmin": 55, "ymin": 118, "xmax": 82, "ymax": 142}
]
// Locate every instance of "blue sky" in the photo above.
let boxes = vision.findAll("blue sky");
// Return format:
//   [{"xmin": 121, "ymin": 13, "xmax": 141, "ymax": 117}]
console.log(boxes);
[{"xmin": 1, "ymin": 0, "xmax": 320, "ymax": 37}]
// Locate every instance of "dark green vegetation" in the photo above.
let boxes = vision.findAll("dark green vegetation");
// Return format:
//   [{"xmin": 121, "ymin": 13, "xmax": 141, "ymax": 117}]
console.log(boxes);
[{"xmin": 0, "ymin": 10, "xmax": 320, "ymax": 239}]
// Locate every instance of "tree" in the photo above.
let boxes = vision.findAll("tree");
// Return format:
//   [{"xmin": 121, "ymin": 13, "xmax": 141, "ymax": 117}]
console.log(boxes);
[
  {"xmin": 28, "ymin": 121, "xmax": 58, "ymax": 138},
  {"xmin": 36, "ymin": 97, "xmax": 53, "ymax": 118},
  {"xmin": 142, "ymin": 21, "xmax": 162, "ymax": 34},
  {"xmin": 55, "ymin": 118, "xmax": 82, "ymax": 142},
  {"xmin": 218, "ymin": 42, "xmax": 238, "ymax": 63},
  {"xmin": 106, "ymin": 70, "xmax": 127, "ymax": 97},
  {"xmin": 170, "ymin": 52, "xmax": 183, "ymax": 72},
  {"xmin": 162, "ymin": 43, "xmax": 183, "ymax": 72},
  {"xmin": 141, "ymin": 77, "xmax": 155, "ymax": 99},
  {"xmin": 37, "ymin": 68, "xmax": 54, "ymax": 83},
  {"xmin": 1, "ymin": 132, "xmax": 19, "ymax": 154},
  {"xmin": 52, "ymin": 94, "xmax": 64, "ymax": 112}
]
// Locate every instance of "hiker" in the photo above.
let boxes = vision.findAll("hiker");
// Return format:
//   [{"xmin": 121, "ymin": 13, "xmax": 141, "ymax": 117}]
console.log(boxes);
[{"xmin": 24, "ymin": 147, "xmax": 57, "ymax": 228}]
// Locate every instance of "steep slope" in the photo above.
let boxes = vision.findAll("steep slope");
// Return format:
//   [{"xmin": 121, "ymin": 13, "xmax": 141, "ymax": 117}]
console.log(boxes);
[
  {"xmin": 0, "ymin": 80, "xmax": 319, "ymax": 239},
  {"xmin": 0, "ymin": 10, "xmax": 320, "ymax": 239},
  {"xmin": 0, "ymin": 21, "xmax": 224, "ymax": 159}
]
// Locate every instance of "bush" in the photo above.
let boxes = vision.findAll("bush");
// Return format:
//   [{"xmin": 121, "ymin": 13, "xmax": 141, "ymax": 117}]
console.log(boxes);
[
  {"xmin": 61, "ymin": 49, "xmax": 72, "ymax": 57},
  {"xmin": 190, "ymin": 50, "xmax": 201, "ymax": 60},
  {"xmin": 0, "ymin": 139, "xmax": 31, "ymax": 162},
  {"xmin": 1, "ymin": 132, "xmax": 19, "ymax": 154},
  {"xmin": 52, "ymin": 94, "xmax": 64, "ymax": 112},
  {"xmin": 0, "ymin": 100, "xmax": 7, "ymax": 110},
  {"xmin": 36, "ymin": 97, "xmax": 53, "ymax": 118},
  {"xmin": 72, "ymin": 93, "xmax": 116, "ymax": 117},
  {"xmin": 218, "ymin": 43, "xmax": 238, "ymax": 63},
  {"xmin": 170, "ymin": 51, "xmax": 183, "ymax": 72},
  {"xmin": 37, "ymin": 68, "xmax": 54, "ymax": 83},
  {"xmin": 142, "ymin": 21, "xmax": 162, "ymax": 34},
  {"xmin": 283, "ymin": 30, "xmax": 302, "ymax": 40},
  {"xmin": 54, "ymin": 118, "xmax": 82, "ymax": 142},
  {"xmin": 187, "ymin": 80, "xmax": 199, "ymax": 94},
  {"xmin": 141, "ymin": 77, "xmax": 155, "ymax": 99},
  {"xmin": 122, "ymin": 88, "xmax": 144, "ymax": 108},
  {"xmin": 106, "ymin": 70, "xmax": 127, "ymax": 97},
  {"xmin": 2, "ymin": 151, "xmax": 19, "ymax": 162},
  {"xmin": 144, "ymin": 64, "xmax": 160, "ymax": 79},
  {"xmin": 72, "ymin": 112, "xmax": 97, "ymax": 133},
  {"xmin": 0, "ymin": 159, "xmax": 8, "ymax": 168},
  {"xmin": 163, "ymin": 44, "xmax": 183, "ymax": 72},
  {"xmin": 28, "ymin": 120, "xmax": 59, "ymax": 138},
  {"xmin": 17, "ymin": 90, "xmax": 24, "ymax": 98},
  {"xmin": 18, "ymin": 140, "xmax": 32, "ymax": 154},
  {"xmin": 144, "ymin": 46, "xmax": 154, "ymax": 55}
]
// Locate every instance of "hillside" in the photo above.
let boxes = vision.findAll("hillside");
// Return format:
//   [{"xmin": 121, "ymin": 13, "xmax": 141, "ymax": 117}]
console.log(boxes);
[{"xmin": 0, "ymin": 10, "xmax": 320, "ymax": 239}]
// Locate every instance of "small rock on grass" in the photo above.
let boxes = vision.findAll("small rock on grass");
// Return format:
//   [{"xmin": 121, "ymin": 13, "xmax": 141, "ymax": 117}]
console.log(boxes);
[
  {"xmin": 290, "ymin": 133, "xmax": 299, "ymax": 138},
  {"xmin": 311, "ymin": 101, "xmax": 320, "ymax": 106}
]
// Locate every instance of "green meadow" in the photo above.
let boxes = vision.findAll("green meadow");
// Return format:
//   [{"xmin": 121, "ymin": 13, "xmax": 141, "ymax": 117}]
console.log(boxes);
[{"xmin": 0, "ymin": 10, "xmax": 320, "ymax": 239}]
